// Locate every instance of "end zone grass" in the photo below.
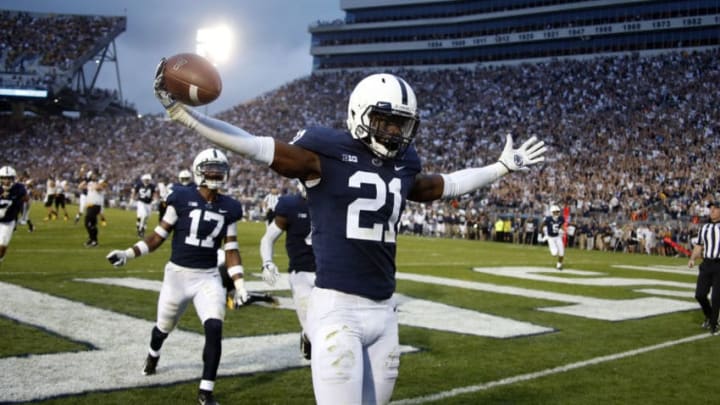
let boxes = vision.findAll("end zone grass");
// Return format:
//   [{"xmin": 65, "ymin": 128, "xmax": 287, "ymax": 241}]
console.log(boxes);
[{"xmin": 1, "ymin": 203, "xmax": 715, "ymax": 404}]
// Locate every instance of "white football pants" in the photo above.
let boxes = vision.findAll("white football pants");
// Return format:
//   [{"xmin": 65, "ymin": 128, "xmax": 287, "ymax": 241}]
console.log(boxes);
[
  {"xmin": 136, "ymin": 202, "xmax": 152, "ymax": 228},
  {"xmin": 548, "ymin": 235, "xmax": 565, "ymax": 257},
  {"xmin": 155, "ymin": 261, "xmax": 226, "ymax": 333},
  {"xmin": 307, "ymin": 287, "xmax": 400, "ymax": 405},
  {"xmin": 288, "ymin": 270, "xmax": 316, "ymax": 333}
]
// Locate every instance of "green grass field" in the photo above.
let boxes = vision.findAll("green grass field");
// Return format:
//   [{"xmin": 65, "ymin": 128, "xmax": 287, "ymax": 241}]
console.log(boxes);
[{"xmin": 1, "ymin": 203, "xmax": 715, "ymax": 404}]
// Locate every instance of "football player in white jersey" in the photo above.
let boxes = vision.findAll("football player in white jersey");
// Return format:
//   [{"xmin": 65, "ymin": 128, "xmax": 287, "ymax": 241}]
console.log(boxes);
[
  {"xmin": 155, "ymin": 67, "xmax": 547, "ymax": 405},
  {"xmin": 106, "ymin": 149, "xmax": 247, "ymax": 405}
]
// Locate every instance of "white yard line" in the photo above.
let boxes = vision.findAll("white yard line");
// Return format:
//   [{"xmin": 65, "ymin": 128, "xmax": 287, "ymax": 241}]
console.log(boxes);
[{"xmin": 391, "ymin": 333, "xmax": 710, "ymax": 404}]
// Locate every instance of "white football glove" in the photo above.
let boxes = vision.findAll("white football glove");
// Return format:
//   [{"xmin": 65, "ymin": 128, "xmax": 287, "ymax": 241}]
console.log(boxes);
[
  {"xmin": 261, "ymin": 261, "xmax": 280, "ymax": 287},
  {"xmin": 232, "ymin": 279, "xmax": 249, "ymax": 308},
  {"xmin": 153, "ymin": 58, "xmax": 178, "ymax": 110},
  {"xmin": 106, "ymin": 249, "xmax": 129, "ymax": 267},
  {"xmin": 498, "ymin": 134, "xmax": 547, "ymax": 172},
  {"xmin": 537, "ymin": 234, "xmax": 547, "ymax": 243}
]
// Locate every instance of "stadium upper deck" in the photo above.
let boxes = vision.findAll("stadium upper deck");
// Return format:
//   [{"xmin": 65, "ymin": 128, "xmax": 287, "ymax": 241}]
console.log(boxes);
[
  {"xmin": 309, "ymin": 0, "xmax": 720, "ymax": 70},
  {"xmin": 0, "ymin": 10, "xmax": 128, "ymax": 116}
]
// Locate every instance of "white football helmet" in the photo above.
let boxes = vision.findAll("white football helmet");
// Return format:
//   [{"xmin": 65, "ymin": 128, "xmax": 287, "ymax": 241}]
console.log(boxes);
[
  {"xmin": 550, "ymin": 204, "xmax": 561, "ymax": 218},
  {"xmin": 178, "ymin": 169, "xmax": 192, "ymax": 185},
  {"xmin": 294, "ymin": 178, "xmax": 307, "ymax": 198},
  {"xmin": 346, "ymin": 73, "xmax": 420, "ymax": 159},
  {"xmin": 0, "ymin": 165, "xmax": 16, "ymax": 187},
  {"xmin": 141, "ymin": 173, "xmax": 152, "ymax": 184},
  {"xmin": 193, "ymin": 148, "xmax": 229, "ymax": 190}
]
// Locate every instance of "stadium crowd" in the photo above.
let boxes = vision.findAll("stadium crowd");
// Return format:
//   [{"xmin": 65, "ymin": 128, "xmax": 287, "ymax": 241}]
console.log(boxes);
[{"xmin": 3, "ymin": 48, "xmax": 718, "ymax": 255}]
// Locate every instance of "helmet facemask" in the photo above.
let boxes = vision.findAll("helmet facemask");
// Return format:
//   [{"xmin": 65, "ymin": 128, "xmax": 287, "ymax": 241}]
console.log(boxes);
[
  {"xmin": 178, "ymin": 170, "xmax": 192, "ymax": 186},
  {"xmin": 354, "ymin": 103, "xmax": 419, "ymax": 159},
  {"xmin": 0, "ymin": 166, "xmax": 16, "ymax": 188},
  {"xmin": 347, "ymin": 73, "xmax": 420, "ymax": 160},
  {"xmin": 195, "ymin": 160, "xmax": 228, "ymax": 190},
  {"xmin": 0, "ymin": 176, "xmax": 13, "ymax": 188}
]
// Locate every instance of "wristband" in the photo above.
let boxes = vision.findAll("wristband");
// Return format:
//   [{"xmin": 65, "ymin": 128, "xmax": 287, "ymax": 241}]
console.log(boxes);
[
  {"xmin": 224, "ymin": 241, "xmax": 239, "ymax": 251},
  {"xmin": 227, "ymin": 265, "xmax": 244, "ymax": 278},
  {"xmin": 134, "ymin": 240, "xmax": 150, "ymax": 256},
  {"xmin": 154, "ymin": 226, "xmax": 169, "ymax": 239}
]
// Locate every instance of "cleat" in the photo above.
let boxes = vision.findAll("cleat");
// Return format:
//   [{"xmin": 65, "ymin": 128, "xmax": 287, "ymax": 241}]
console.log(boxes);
[
  {"xmin": 84, "ymin": 240, "xmax": 98, "ymax": 248},
  {"xmin": 101, "ymin": 220, "xmax": 107, "ymax": 227},
  {"xmin": 702, "ymin": 319, "xmax": 711, "ymax": 329},
  {"xmin": 711, "ymin": 326, "xmax": 718, "ymax": 336},
  {"xmin": 300, "ymin": 333, "xmax": 311, "ymax": 360},
  {"xmin": 143, "ymin": 354, "xmax": 159, "ymax": 375},
  {"xmin": 556, "ymin": 263, "xmax": 563, "ymax": 270},
  {"xmin": 197, "ymin": 390, "xmax": 219, "ymax": 405},
  {"xmin": 27, "ymin": 221, "xmax": 34, "ymax": 232},
  {"xmin": 74, "ymin": 214, "xmax": 81, "ymax": 225}
]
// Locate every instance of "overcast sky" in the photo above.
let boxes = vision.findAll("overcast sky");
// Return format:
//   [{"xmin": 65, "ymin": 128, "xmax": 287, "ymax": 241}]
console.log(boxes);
[{"xmin": 3, "ymin": 0, "xmax": 344, "ymax": 114}]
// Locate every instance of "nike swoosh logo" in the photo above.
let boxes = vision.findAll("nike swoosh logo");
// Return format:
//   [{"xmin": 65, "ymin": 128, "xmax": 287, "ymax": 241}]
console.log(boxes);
[
  {"xmin": 394, "ymin": 165, "xmax": 406, "ymax": 171},
  {"xmin": 219, "ymin": 209, "xmax": 228, "ymax": 213}
]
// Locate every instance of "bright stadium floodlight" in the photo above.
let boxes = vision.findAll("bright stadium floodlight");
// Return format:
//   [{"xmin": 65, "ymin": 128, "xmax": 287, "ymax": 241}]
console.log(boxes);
[{"xmin": 196, "ymin": 25, "xmax": 233, "ymax": 65}]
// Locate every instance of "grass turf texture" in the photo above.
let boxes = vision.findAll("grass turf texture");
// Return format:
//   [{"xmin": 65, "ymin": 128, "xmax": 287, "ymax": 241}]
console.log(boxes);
[{"xmin": 1, "ymin": 202, "xmax": 715, "ymax": 404}]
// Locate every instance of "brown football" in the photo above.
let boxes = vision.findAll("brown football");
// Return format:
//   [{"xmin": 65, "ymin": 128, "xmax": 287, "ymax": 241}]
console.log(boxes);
[{"xmin": 162, "ymin": 53, "xmax": 222, "ymax": 106}]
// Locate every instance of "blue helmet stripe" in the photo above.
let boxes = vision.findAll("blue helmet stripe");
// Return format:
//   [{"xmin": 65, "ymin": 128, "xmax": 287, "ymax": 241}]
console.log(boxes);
[{"xmin": 395, "ymin": 76, "xmax": 408, "ymax": 104}]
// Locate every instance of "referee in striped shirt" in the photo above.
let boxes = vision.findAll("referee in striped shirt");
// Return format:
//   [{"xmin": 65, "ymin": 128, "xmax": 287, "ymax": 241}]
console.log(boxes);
[{"xmin": 688, "ymin": 201, "xmax": 720, "ymax": 335}]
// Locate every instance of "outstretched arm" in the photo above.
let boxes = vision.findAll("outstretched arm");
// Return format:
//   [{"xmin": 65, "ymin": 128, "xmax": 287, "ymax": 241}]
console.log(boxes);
[
  {"xmin": 409, "ymin": 134, "xmax": 546, "ymax": 202},
  {"xmin": 154, "ymin": 59, "xmax": 321, "ymax": 181}
]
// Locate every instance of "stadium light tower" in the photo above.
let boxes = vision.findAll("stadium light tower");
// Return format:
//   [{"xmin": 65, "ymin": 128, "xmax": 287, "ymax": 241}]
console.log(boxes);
[
  {"xmin": 196, "ymin": 25, "xmax": 233, "ymax": 66},
  {"xmin": 196, "ymin": 25, "xmax": 232, "ymax": 114}
]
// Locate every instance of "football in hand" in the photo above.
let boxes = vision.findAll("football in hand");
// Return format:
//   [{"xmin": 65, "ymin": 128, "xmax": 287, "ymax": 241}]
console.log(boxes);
[{"xmin": 162, "ymin": 53, "xmax": 222, "ymax": 106}]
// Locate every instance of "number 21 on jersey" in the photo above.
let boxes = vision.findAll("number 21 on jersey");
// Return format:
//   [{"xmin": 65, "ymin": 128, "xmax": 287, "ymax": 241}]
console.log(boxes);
[{"xmin": 346, "ymin": 171, "xmax": 402, "ymax": 243}]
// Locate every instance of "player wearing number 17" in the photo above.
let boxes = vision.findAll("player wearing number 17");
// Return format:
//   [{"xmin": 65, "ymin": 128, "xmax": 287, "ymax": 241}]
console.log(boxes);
[
  {"xmin": 155, "ymin": 65, "xmax": 547, "ymax": 404},
  {"xmin": 106, "ymin": 148, "xmax": 247, "ymax": 405}
]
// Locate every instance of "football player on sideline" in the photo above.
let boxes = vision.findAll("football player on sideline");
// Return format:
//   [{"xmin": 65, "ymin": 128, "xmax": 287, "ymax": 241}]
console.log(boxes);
[
  {"xmin": 106, "ymin": 148, "xmax": 247, "ymax": 405},
  {"xmin": 0, "ymin": 166, "xmax": 29, "ymax": 264},
  {"xmin": 542, "ymin": 204, "xmax": 565, "ymax": 270},
  {"xmin": 259, "ymin": 180, "xmax": 316, "ymax": 360},
  {"xmin": 155, "ymin": 67, "xmax": 547, "ymax": 405}
]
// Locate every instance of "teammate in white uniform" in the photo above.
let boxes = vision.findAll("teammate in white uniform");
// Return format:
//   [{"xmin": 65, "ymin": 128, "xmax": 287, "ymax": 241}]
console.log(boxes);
[
  {"xmin": 155, "ymin": 67, "xmax": 547, "ymax": 404},
  {"xmin": 107, "ymin": 149, "xmax": 247, "ymax": 405}
]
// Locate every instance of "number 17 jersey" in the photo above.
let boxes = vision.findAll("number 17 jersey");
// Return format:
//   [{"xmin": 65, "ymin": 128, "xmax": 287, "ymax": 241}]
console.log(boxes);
[
  {"xmin": 292, "ymin": 126, "xmax": 422, "ymax": 300},
  {"xmin": 166, "ymin": 187, "xmax": 243, "ymax": 269}
]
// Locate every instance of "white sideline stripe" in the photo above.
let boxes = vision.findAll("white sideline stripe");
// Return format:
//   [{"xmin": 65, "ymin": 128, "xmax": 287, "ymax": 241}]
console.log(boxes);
[
  {"xmin": 636, "ymin": 288, "xmax": 695, "ymax": 298},
  {"xmin": 391, "ymin": 333, "xmax": 710, "ymax": 405},
  {"xmin": 612, "ymin": 264, "xmax": 693, "ymax": 275}
]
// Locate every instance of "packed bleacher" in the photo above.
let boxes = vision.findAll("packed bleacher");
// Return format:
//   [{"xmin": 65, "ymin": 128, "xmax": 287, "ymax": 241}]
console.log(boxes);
[
  {"xmin": 3, "ymin": 48, "xmax": 718, "ymax": 255},
  {"xmin": 0, "ymin": 10, "xmax": 128, "ymax": 115}
]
